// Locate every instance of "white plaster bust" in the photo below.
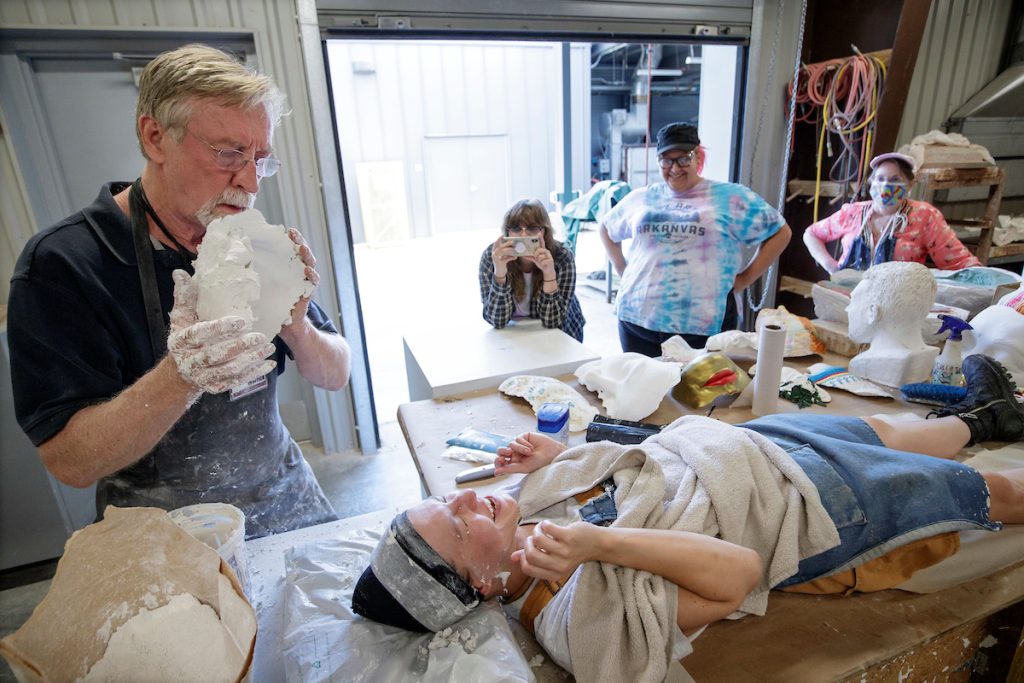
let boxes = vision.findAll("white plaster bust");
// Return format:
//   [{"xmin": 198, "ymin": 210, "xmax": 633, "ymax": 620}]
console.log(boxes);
[
  {"xmin": 847, "ymin": 262, "xmax": 939, "ymax": 386},
  {"xmin": 962, "ymin": 305, "xmax": 1024, "ymax": 387}
]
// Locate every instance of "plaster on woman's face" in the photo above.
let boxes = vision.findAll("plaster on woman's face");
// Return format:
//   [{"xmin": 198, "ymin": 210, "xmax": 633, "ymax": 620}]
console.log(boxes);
[{"xmin": 407, "ymin": 490, "xmax": 520, "ymax": 597}]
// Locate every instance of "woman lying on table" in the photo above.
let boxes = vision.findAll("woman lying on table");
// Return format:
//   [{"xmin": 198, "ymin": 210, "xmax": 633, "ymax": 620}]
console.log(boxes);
[
  {"xmin": 803, "ymin": 152, "xmax": 981, "ymax": 273},
  {"xmin": 352, "ymin": 355, "xmax": 1024, "ymax": 682},
  {"xmin": 479, "ymin": 198, "xmax": 585, "ymax": 341}
]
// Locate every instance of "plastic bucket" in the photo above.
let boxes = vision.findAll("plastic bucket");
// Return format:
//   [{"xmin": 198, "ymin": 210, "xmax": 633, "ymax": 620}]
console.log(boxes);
[{"xmin": 169, "ymin": 503, "xmax": 250, "ymax": 597}]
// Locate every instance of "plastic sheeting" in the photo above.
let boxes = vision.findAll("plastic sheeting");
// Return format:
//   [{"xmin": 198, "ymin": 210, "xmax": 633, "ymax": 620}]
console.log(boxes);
[{"xmin": 280, "ymin": 529, "xmax": 535, "ymax": 683}]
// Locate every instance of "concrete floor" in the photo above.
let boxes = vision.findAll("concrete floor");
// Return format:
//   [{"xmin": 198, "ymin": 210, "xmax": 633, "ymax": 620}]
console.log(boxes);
[{"xmin": 0, "ymin": 226, "xmax": 619, "ymax": 680}]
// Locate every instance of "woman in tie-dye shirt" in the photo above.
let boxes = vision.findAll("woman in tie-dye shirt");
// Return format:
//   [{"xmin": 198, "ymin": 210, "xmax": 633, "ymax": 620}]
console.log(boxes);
[
  {"xmin": 600, "ymin": 123, "xmax": 791, "ymax": 356},
  {"xmin": 803, "ymin": 153, "xmax": 980, "ymax": 274}
]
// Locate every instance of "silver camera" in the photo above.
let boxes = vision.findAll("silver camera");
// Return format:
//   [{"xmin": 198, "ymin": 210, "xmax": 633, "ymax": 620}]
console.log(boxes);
[{"xmin": 505, "ymin": 236, "xmax": 541, "ymax": 256}]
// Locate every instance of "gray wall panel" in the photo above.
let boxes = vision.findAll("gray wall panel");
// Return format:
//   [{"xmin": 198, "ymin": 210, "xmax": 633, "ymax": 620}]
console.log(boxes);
[{"xmin": 896, "ymin": 0, "xmax": 1012, "ymax": 147}]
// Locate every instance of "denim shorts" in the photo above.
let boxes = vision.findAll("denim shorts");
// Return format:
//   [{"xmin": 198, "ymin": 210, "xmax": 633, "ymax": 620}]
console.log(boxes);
[{"xmin": 739, "ymin": 414, "xmax": 1000, "ymax": 586}]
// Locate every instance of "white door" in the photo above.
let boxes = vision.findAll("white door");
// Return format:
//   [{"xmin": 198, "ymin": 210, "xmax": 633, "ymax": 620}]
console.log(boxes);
[{"xmin": 423, "ymin": 134, "xmax": 510, "ymax": 234}]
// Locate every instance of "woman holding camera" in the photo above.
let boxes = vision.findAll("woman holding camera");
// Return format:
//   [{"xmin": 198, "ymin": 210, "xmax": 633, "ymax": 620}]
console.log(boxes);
[{"xmin": 479, "ymin": 198, "xmax": 585, "ymax": 341}]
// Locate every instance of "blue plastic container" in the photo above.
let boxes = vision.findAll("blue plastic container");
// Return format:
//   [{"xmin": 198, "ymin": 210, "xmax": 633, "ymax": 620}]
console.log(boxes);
[{"xmin": 537, "ymin": 402, "xmax": 570, "ymax": 445}]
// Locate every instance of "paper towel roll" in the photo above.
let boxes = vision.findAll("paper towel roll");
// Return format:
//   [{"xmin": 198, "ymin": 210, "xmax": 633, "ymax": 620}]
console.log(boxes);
[{"xmin": 752, "ymin": 324, "xmax": 786, "ymax": 416}]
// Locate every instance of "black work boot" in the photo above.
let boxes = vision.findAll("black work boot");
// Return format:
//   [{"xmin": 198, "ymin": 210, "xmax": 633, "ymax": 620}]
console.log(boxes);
[{"xmin": 930, "ymin": 355, "xmax": 1024, "ymax": 444}]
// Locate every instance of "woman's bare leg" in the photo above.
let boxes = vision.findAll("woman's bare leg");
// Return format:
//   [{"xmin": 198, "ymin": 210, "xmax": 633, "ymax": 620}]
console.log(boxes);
[
  {"xmin": 982, "ymin": 468, "xmax": 1024, "ymax": 524},
  {"xmin": 862, "ymin": 415, "xmax": 971, "ymax": 460}
]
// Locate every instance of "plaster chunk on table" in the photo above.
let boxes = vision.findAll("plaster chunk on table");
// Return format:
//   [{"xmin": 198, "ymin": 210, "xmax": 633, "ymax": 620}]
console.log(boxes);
[
  {"xmin": 499, "ymin": 376, "xmax": 598, "ymax": 432},
  {"xmin": 575, "ymin": 353, "xmax": 681, "ymax": 421}
]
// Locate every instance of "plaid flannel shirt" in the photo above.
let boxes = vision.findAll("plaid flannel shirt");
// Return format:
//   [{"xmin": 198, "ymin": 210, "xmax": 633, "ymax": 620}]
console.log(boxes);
[{"xmin": 478, "ymin": 244, "xmax": 585, "ymax": 341}]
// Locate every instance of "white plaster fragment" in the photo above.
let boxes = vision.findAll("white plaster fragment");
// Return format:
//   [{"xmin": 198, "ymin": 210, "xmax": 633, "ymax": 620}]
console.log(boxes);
[{"xmin": 194, "ymin": 209, "xmax": 312, "ymax": 340}]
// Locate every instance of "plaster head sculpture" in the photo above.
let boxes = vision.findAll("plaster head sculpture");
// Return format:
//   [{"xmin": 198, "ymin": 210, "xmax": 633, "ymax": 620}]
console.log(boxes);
[
  {"xmin": 847, "ymin": 261, "xmax": 939, "ymax": 386},
  {"xmin": 962, "ymin": 305, "xmax": 1024, "ymax": 387}
]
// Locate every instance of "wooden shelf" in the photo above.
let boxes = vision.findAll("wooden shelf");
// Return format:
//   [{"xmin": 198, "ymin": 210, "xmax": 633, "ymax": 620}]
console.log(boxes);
[
  {"xmin": 779, "ymin": 275, "xmax": 815, "ymax": 298},
  {"xmin": 786, "ymin": 180, "xmax": 849, "ymax": 201},
  {"xmin": 917, "ymin": 166, "xmax": 1005, "ymax": 265}
]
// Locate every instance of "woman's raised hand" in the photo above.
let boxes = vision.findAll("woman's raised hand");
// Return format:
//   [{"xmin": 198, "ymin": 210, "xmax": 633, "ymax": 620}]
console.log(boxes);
[
  {"xmin": 491, "ymin": 235, "xmax": 518, "ymax": 279},
  {"xmin": 512, "ymin": 520, "xmax": 601, "ymax": 581},
  {"xmin": 494, "ymin": 432, "xmax": 566, "ymax": 475},
  {"xmin": 531, "ymin": 247, "xmax": 556, "ymax": 281}
]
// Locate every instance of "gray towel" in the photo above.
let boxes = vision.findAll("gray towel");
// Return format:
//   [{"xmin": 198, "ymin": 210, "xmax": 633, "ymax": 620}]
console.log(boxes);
[{"xmin": 516, "ymin": 416, "xmax": 840, "ymax": 683}]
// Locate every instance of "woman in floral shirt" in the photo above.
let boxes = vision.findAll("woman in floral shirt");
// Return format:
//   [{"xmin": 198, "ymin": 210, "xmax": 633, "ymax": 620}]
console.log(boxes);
[{"xmin": 803, "ymin": 152, "xmax": 980, "ymax": 273}]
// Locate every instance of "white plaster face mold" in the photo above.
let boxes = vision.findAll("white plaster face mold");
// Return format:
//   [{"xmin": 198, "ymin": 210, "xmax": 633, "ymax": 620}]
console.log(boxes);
[
  {"xmin": 193, "ymin": 209, "xmax": 313, "ymax": 340},
  {"xmin": 575, "ymin": 353, "xmax": 681, "ymax": 422}
]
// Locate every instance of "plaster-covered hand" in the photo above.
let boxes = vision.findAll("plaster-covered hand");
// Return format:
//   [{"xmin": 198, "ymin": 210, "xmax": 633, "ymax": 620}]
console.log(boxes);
[
  {"xmin": 490, "ymin": 235, "xmax": 519, "ymax": 280},
  {"xmin": 512, "ymin": 520, "xmax": 600, "ymax": 581},
  {"xmin": 494, "ymin": 432, "xmax": 566, "ymax": 475},
  {"xmin": 168, "ymin": 270, "xmax": 277, "ymax": 394},
  {"xmin": 283, "ymin": 228, "xmax": 318, "ymax": 330}
]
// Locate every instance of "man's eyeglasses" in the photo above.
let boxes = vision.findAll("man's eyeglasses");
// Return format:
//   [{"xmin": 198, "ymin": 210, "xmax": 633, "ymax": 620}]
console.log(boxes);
[
  {"xmin": 507, "ymin": 225, "xmax": 545, "ymax": 235},
  {"xmin": 658, "ymin": 151, "xmax": 696, "ymax": 170},
  {"xmin": 186, "ymin": 129, "xmax": 281, "ymax": 178}
]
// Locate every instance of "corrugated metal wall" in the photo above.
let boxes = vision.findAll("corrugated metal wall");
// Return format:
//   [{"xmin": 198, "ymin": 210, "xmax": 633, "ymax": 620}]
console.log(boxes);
[
  {"xmin": 0, "ymin": 0, "xmax": 329, "ymax": 289},
  {"xmin": 0, "ymin": 113, "xmax": 35, "ymax": 304},
  {"xmin": 328, "ymin": 40, "xmax": 588, "ymax": 242},
  {"xmin": 896, "ymin": 0, "xmax": 1013, "ymax": 147}
]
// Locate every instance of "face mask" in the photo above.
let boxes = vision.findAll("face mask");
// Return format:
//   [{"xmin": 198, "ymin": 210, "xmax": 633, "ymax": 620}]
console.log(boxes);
[{"xmin": 870, "ymin": 181, "xmax": 908, "ymax": 209}]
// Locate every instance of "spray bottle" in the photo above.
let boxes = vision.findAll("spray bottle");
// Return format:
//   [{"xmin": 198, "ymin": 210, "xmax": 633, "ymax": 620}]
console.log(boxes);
[{"xmin": 931, "ymin": 315, "xmax": 973, "ymax": 386}]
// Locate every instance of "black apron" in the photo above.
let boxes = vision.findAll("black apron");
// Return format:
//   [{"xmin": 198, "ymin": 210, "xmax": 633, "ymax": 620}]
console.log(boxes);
[{"xmin": 95, "ymin": 182, "xmax": 337, "ymax": 539}]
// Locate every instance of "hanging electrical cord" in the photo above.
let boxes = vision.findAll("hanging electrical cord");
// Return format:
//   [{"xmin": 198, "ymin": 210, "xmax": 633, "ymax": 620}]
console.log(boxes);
[
  {"xmin": 744, "ymin": 0, "xmax": 809, "ymax": 316},
  {"xmin": 789, "ymin": 48, "xmax": 887, "ymax": 220}
]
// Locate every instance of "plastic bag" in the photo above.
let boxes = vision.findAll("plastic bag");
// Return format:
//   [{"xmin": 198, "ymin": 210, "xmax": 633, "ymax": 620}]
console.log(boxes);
[{"xmin": 280, "ymin": 530, "xmax": 534, "ymax": 683}]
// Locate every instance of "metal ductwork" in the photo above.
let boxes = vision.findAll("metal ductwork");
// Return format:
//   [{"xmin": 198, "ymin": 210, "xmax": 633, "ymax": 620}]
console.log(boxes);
[{"xmin": 949, "ymin": 14, "xmax": 1024, "ymax": 121}]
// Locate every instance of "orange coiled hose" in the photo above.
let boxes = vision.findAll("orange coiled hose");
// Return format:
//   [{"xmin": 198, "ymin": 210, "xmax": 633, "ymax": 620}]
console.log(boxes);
[{"xmin": 787, "ymin": 50, "xmax": 887, "ymax": 220}]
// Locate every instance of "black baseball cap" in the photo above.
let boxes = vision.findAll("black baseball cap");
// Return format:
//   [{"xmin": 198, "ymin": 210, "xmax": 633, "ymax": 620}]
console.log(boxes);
[{"xmin": 656, "ymin": 123, "xmax": 700, "ymax": 154}]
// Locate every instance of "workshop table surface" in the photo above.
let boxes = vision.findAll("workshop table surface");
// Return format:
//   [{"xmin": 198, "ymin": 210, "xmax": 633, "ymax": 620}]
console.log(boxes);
[
  {"xmin": 398, "ymin": 352, "xmax": 924, "ymax": 499},
  {"xmin": 402, "ymin": 317, "xmax": 600, "ymax": 401}
]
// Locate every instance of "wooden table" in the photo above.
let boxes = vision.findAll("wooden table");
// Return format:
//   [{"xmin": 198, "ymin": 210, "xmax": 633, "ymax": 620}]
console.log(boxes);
[
  {"xmin": 402, "ymin": 317, "xmax": 599, "ymax": 401},
  {"xmin": 397, "ymin": 353, "xmax": 1024, "ymax": 681},
  {"xmin": 398, "ymin": 353, "xmax": 916, "ymax": 498}
]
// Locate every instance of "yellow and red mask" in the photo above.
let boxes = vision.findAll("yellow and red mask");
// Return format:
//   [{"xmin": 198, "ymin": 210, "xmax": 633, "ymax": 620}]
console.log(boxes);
[{"xmin": 673, "ymin": 353, "xmax": 750, "ymax": 408}]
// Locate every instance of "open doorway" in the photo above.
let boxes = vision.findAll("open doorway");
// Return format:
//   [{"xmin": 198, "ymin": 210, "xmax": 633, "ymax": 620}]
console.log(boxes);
[{"xmin": 324, "ymin": 37, "xmax": 745, "ymax": 425}]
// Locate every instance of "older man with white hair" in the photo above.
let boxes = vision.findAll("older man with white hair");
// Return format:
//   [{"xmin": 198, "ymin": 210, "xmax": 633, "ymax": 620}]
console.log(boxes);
[{"xmin": 8, "ymin": 44, "xmax": 350, "ymax": 538}]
